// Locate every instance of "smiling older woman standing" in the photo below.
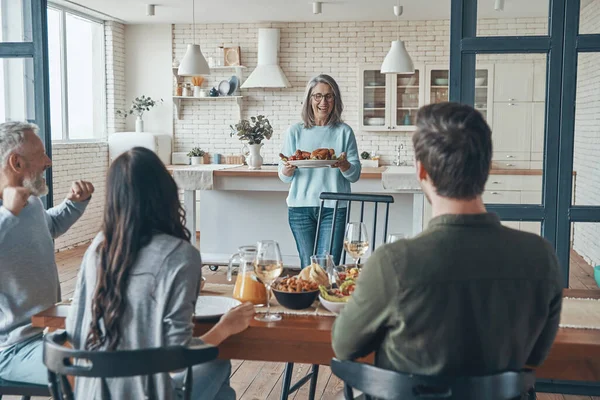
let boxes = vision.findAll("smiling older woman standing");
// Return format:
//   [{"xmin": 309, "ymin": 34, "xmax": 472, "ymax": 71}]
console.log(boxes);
[{"xmin": 278, "ymin": 74, "xmax": 361, "ymax": 269}]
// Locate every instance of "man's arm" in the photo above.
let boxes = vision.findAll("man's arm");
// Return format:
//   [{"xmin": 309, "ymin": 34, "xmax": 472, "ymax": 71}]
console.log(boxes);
[
  {"xmin": 526, "ymin": 249, "xmax": 564, "ymax": 367},
  {"xmin": 45, "ymin": 180, "xmax": 94, "ymax": 239},
  {"xmin": 45, "ymin": 199, "xmax": 89, "ymax": 239},
  {"xmin": 0, "ymin": 206, "xmax": 19, "ymax": 242},
  {"xmin": 0, "ymin": 186, "xmax": 30, "ymax": 242},
  {"xmin": 332, "ymin": 246, "xmax": 398, "ymax": 360}
]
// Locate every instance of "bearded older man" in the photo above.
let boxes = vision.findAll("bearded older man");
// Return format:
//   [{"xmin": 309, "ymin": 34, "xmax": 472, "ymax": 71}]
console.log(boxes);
[{"xmin": 0, "ymin": 121, "xmax": 94, "ymax": 385}]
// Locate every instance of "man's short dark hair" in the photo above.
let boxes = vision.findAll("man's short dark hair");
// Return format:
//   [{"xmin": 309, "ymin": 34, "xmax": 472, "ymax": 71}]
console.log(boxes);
[{"xmin": 412, "ymin": 102, "xmax": 492, "ymax": 199}]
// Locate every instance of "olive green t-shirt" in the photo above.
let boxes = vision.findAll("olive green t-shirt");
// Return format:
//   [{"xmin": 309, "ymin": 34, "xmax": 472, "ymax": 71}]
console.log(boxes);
[{"xmin": 332, "ymin": 213, "xmax": 563, "ymax": 375}]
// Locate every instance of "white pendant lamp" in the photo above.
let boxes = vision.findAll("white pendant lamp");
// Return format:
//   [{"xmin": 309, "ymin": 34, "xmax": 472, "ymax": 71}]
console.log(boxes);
[
  {"xmin": 381, "ymin": 5, "xmax": 414, "ymax": 74},
  {"xmin": 178, "ymin": 0, "xmax": 210, "ymax": 76}
]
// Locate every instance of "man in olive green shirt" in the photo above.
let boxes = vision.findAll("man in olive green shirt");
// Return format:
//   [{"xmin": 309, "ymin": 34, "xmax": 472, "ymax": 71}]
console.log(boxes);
[{"xmin": 332, "ymin": 102, "xmax": 563, "ymax": 375}]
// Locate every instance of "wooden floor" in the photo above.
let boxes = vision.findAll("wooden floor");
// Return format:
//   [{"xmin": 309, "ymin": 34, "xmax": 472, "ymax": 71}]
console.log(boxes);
[{"xmin": 9, "ymin": 244, "xmax": 599, "ymax": 400}]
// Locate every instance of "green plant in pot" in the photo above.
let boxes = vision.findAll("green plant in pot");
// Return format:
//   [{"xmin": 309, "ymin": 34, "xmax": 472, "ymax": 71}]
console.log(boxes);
[
  {"xmin": 230, "ymin": 115, "xmax": 273, "ymax": 170},
  {"xmin": 187, "ymin": 147, "xmax": 206, "ymax": 165},
  {"xmin": 360, "ymin": 150, "xmax": 379, "ymax": 167}
]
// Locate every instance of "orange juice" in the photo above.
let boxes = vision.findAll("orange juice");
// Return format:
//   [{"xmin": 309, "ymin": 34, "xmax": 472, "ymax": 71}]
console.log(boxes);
[{"xmin": 233, "ymin": 271, "xmax": 267, "ymax": 305}]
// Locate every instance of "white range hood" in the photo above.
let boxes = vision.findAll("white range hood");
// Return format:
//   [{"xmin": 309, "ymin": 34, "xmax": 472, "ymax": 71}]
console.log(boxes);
[{"xmin": 241, "ymin": 28, "xmax": 292, "ymax": 89}]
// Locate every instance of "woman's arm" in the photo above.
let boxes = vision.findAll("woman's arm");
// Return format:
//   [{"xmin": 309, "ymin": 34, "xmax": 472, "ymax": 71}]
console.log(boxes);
[
  {"xmin": 339, "ymin": 127, "xmax": 361, "ymax": 183},
  {"xmin": 278, "ymin": 126, "xmax": 296, "ymax": 183}
]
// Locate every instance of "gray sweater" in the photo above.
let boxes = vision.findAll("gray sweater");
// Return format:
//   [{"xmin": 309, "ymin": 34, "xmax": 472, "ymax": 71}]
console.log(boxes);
[
  {"xmin": 0, "ymin": 196, "xmax": 87, "ymax": 350},
  {"xmin": 66, "ymin": 232, "xmax": 202, "ymax": 400}
]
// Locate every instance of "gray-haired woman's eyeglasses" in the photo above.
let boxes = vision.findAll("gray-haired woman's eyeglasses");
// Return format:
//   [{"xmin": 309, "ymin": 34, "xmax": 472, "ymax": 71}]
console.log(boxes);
[{"xmin": 311, "ymin": 93, "xmax": 335, "ymax": 102}]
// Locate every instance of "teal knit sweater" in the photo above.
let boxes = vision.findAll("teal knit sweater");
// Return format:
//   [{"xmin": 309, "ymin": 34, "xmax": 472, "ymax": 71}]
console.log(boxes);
[{"xmin": 278, "ymin": 122, "xmax": 361, "ymax": 207}]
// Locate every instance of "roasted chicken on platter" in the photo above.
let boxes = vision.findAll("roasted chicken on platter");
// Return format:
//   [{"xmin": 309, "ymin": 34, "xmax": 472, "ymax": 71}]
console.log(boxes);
[{"xmin": 279, "ymin": 148, "xmax": 340, "ymax": 161}]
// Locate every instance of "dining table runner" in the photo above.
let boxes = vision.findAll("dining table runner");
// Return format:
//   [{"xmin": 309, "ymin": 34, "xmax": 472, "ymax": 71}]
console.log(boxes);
[
  {"xmin": 202, "ymin": 282, "xmax": 336, "ymax": 317},
  {"xmin": 172, "ymin": 164, "xmax": 242, "ymax": 190},
  {"xmin": 559, "ymin": 297, "xmax": 600, "ymax": 330}
]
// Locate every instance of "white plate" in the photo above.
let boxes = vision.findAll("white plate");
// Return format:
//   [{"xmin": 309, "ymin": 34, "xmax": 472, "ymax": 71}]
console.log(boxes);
[
  {"xmin": 194, "ymin": 296, "xmax": 241, "ymax": 319},
  {"xmin": 218, "ymin": 80, "xmax": 231, "ymax": 96},
  {"xmin": 287, "ymin": 159, "xmax": 337, "ymax": 168}
]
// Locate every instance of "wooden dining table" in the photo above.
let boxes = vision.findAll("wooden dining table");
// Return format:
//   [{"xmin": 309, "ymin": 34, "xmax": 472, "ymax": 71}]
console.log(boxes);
[{"xmin": 32, "ymin": 288, "xmax": 600, "ymax": 394}]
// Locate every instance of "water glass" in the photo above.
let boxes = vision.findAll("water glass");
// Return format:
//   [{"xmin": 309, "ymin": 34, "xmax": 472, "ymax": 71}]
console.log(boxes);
[
  {"xmin": 386, "ymin": 233, "xmax": 406, "ymax": 243},
  {"xmin": 310, "ymin": 254, "xmax": 336, "ymax": 286}
]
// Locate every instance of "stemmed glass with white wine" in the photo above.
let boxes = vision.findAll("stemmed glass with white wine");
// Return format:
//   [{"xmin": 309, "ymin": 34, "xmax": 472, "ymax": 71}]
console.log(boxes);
[
  {"xmin": 254, "ymin": 240, "xmax": 284, "ymax": 322},
  {"xmin": 343, "ymin": 222, "xmax": 369, "ymax": 269}
]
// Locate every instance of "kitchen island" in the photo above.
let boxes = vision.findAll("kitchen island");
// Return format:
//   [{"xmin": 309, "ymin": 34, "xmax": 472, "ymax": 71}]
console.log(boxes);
[{"xmin": 170, "ymin": 165, "xmax": 423, "ymax": 268}]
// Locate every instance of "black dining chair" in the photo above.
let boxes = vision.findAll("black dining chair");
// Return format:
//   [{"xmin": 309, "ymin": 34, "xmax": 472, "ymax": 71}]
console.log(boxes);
[
  {"xmin": 0, "ymin": 378, "xmax": 50, "ymax": 400},
  {"xmin": 280, "ymin": 192, "xmax": 395, "ymax": 400},
  {"xmin": 43, "ymin": 330, "xmax": 219, "ymax": 400},
  {"xmin": 330, "ymin": 358, "xmax": 536, "ymax": 400}
]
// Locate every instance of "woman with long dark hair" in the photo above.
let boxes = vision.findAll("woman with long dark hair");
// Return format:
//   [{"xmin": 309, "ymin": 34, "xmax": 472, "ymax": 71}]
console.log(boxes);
[{"xmin": 66, "ymin": 147, "xmax": 253, "ymax": 399}]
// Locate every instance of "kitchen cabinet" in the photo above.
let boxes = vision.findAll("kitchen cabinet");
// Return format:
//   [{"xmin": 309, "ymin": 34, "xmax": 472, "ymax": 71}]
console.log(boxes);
[
  {"xmin": 493, "ymin": 63, "xmax": 534, "ymax": 103},
  {"xmin": 425, "ymin": 64, "xmax": 494, "ymax": 126},
  {"xmin": 491, "ymin": 102, "xmax": 532, "ymax": 156},
  {"xmin": 359, "ymin": 64, "xmax": 424, "ymax": 132}
]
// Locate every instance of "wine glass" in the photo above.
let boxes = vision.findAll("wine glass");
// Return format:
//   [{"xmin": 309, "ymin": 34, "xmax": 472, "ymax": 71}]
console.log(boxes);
[
  {"xmin": 386, "ymin": 233, "xmax": 405, "ymax": 244},
  {"xmin": 343, "ymin": 222, "xmax": 369, "ymax": 269},
  {"xmin": 254, "ymin": 240, "xmax": 284, "ymax": 322}
]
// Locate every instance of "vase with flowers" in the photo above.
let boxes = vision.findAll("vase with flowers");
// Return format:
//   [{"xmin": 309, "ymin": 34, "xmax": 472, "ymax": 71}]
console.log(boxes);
[
  {"xmin": 116, "ymin": 95, "xmax": 163, "ymax": 133},
  {"xmin": 230, "ymin": 115, "xmax": 273, "ymax": 170}
]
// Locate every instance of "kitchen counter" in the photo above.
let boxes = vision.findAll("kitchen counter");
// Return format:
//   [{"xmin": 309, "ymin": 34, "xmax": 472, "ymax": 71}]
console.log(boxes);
[
  {"xmin": 169, "ymin": 164, "xmax": 422, "ymax": 268},
  {"xmin": 167, "ymin": 163, "xmax": 567, "ymax": 267},
  {"xmin": 166, "ymin": 164, "xmax": 551, "ymax": 177}
]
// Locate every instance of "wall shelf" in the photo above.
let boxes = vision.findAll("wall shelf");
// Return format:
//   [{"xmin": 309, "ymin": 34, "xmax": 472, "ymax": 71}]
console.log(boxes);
[{"xmin": 173, "ymin": 96, "xmax": 243, "ymax": 120}]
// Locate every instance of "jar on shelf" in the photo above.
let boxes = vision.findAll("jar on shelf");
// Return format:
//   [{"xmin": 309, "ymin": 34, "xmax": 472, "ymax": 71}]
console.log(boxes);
[
  {"xmin": 184, "ymin": 83, "xmax": 193, "ymax": 97},
  {"xmin": 176, "ymin": 83, "xmax": 183, "ymax": 96}
]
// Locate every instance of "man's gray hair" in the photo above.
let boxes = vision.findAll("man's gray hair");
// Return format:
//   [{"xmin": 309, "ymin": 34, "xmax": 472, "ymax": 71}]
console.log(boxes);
[
  {"xmin": 0, "ymin": 121, "xmax": 38, "ymax": 167},
  {"xmin": 301, "ymin": 74, "xmax": 344, "ymax": 128}
]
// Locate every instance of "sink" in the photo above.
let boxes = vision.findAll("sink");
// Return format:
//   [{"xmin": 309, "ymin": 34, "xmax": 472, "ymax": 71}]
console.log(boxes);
[
  {"xmin": 384, "ymin": 166, "xmax": 415, "ymax": 175},
  {"xmin": 382, "ymin": 166, "xmax": 421, "ymax": 191}
]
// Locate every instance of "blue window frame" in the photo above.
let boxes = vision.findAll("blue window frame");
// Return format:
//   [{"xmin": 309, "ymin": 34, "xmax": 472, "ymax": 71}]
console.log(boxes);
[
  {"xmin": 450, "ymin": 0, "xmax": 600, "ymax": 287},
  {"xmin": 0, "ymin": 0, "xmax": 52, "ymax": 209}
]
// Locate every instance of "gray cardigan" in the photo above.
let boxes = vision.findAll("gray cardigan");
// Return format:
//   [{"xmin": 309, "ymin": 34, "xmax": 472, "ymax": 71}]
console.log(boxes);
[
  {"xmin": 0, "ymin": 196, "xmax": 87, "ymax": 350},
  {"xmin": 66, "ymin": 232, "xmax": 202, "ymax": 400}
]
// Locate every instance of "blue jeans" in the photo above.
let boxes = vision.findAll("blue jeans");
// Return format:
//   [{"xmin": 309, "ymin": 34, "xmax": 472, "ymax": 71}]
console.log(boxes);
[
  {"xmin": 288, "ymin": 207, "xmax": 347, "ymax": 269},
  {"xmin": 0, "ymin": 333, "xmax": 47, "ymax": 385},
  {"xmin": 173, "ymin": 359, "xmax": 235, "ymax": 400}
]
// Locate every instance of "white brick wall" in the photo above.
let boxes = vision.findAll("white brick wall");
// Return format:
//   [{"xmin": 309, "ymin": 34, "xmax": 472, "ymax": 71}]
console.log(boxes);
[
  {"xmin": 172, "ymin": 18, "xmax": 547, "ymax": 166},
  {"xmin": 572, "ymin": 0, "xmax": 600, "ymax": 266},
  {"xmin": 52, "ymin": 143, "xmax": 108, "ymax": 250},
  {"xmin": 51, "ymin": 21, "xmax": 125, "ymax": 251}
]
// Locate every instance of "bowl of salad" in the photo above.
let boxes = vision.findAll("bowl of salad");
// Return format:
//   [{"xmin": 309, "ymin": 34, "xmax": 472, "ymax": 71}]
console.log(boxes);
[{"xmin": 318, "ymin": 271, "xmax": 357, "ymax": 314}]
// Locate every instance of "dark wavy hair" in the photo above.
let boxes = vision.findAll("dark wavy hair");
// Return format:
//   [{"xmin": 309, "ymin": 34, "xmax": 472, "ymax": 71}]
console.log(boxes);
[{"xmin": 85, "ymin": 147, "xmax": 190, "ymax": 351}]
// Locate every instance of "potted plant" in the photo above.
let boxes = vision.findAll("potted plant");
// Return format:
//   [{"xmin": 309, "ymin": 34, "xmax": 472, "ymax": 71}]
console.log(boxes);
[
  {"xmin": 187, "ymin": 147, "xmax": 206, "ymax": 165},
  {"xmin": 360, "ymin": 151, "xmax": 379, "ymax": 168},
  {"xmin": 230, "ymin": 115, "xmax": 273, "ymax": 170},
  {"xmin": 116, "ymin": 95, "xmax": 163, "ymax": 133}
]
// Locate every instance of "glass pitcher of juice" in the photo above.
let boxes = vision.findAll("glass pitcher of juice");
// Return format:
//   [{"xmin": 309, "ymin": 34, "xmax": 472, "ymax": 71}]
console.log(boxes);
[{"xmin": 228, "ymin": 245, "xmax": 267, "ymax": 305}]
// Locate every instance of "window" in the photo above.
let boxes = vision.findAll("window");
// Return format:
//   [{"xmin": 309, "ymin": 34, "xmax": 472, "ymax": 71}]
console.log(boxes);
[{"xmin": 47, "ymin": 6, "xmax": 105, "ymax": 141}]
